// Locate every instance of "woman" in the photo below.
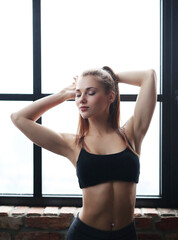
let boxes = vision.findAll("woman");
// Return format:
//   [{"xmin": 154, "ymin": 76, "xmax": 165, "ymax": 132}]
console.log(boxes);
[{"xmin": 11, "ymin": 66, "xmax": 157, "ymax": 240}]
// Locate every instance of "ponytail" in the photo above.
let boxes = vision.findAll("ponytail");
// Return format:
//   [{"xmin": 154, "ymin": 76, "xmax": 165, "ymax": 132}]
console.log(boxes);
[{"xmin": 102, "ymin": 66, "xmax": 120, "ymax": 129}]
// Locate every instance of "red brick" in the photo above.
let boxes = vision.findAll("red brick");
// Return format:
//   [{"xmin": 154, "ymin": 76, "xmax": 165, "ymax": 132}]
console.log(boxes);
[
  {"xmin": 0, "ymin": 216, "xmax": 23, "ymax": 230},
  {"xmin": 60, "ymin": 207, "xmax": 76, "ymax": 215},
  {"xmin": 156, "ymin": 217, "xmax": 178, "ymax": 231},
  {"xmin": 43, "ymin": 207, "xmax": 59, "ymax": 216},
  {"xmin": 142, "ymin": 208, "xmax": 159, "ymax": 217},
  {"xmin": 158, "ymin": 208, "xmax": 176, "ymax": 216},
  {"xmin": 0, "ymin": 206, "xmax": 14, "ymax": 216},
  {"xmin": 165, "ymin": 233, "xmax": 178, "ymax": 240},
  {"xmin": 15, "ymin": 232, "xmax": 63, "ymax": 240},
  {"xmin": 11, "ymin": 206, "xmax": 29, "ymax": 216},
  {"xmin": 135, "ymin": 217, "xmax": 152, "ymax": 230},
  {"xmin": 134, "ymin": 208, "xmax": 142, "ymax": 217},
  {"xmin": 137, "ymin": 233, "xmax": 162, "ymax": 240},
  {"xmin": 0, "ymin": 232, "xmax": 11, "ymax": 240},
  {"xmin": 60, "ymin": 207, "xmax": 75, "ymax": 220},
  {"xmin": 25, "ymin": 216, "xmax": 71, "ymax": 230},
  {"xmin": 26, "ymin": 207, "xmax": 44, "ymax": 216}
]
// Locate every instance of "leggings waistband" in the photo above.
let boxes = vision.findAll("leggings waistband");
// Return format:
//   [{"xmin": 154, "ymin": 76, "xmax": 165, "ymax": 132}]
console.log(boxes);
[{"xmin": 75, "ymin": 212, "xmax": 137, "ymax": 240}]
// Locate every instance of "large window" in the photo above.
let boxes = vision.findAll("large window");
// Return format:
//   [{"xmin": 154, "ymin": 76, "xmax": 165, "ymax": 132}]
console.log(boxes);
[
  {"xmin": 41, "ymin": 0, "xmax": 160, "ymax": 197},
  {"xmin": 0, "ymin": 0, "xmax": 178, "ymax": 207}
]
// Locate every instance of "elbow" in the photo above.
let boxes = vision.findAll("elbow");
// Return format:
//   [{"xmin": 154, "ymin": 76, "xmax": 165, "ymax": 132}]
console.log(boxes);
[
  {"xmin": 146, "ymin": 69, "xmax": 157, "ymax": 97},
  {"xmin": 149, "ymin": 69, "xmax": 157, "ymax": 87},
  {"xmin": 11, "ymin": 112, "xmax": 27, "ymax": 131},
  {"xmin": 151, "ymin": 69, "xmax": 157, "ymax": 98},
  {"xmin": 10, "ymin": 112, "xmax": 21, "ymax": 127},
  {"xmin": 140, "ymin": 69, "xmax": 157, "ymax": 88},
  {"xmin": 11, "ymin": 112, "xmax": 17, "ymax": 125}
]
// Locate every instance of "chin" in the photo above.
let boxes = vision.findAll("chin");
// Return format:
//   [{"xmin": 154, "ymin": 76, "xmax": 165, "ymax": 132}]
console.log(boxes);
[
  {"xmin": 80, "ymin": 114, "xmax": 89, "ymax": 119},
  {"xmin": 79, "ymin": 111, "xmax": 91, "ymax": 119}
]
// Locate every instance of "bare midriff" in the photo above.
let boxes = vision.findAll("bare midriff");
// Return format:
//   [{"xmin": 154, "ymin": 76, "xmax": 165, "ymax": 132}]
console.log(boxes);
[{"xmin": 78, "ymin": 181, "xmax": 137, "ymax": 231}]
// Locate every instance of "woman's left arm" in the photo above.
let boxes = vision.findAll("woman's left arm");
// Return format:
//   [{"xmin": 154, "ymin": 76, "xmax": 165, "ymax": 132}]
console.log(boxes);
[{"xmin": 117, "ymin": 69, "xmax": 157, "ymax": 147}]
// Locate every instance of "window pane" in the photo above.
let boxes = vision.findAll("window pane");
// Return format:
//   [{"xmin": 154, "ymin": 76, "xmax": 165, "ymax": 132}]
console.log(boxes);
[
  {"xmin": 120, "ymin": 102, "xmax": 160, "ymax": 196},
  {"xmin": 0, "ymin": 0, "xmax": 33, "ymax": 93},
  {"xmin": 42, "ymin": 101, "xmax": 81, "ymax": 194},
  {"xmin": 0, "ymin": 102, "xmax": 33, "ymax": 194},
  {"xmin": 41, "ymin": 0, "xmax": 160, "ymax": 94}
]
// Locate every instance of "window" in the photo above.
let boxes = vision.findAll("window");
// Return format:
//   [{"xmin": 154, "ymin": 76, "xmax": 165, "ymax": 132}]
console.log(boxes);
[
  {"xmin": 41, "ymin": 0, "xmax": 160, "ymax": 197},
  {"xmin": 0, "ymin": 0, "xmax": 33, "ymax": 93},
  {"xmin": 0, "ymin": 0, "xmax": 33, "ymax": 196},
  {"xmin": 0, "ymin": 0, "xmax": 177, "ymax": 207}
]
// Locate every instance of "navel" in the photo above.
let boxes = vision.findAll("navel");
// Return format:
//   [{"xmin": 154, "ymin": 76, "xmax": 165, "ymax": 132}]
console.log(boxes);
[{"xmin": 111, "ymin": 222, "xmax": 115, "ymax": 228}]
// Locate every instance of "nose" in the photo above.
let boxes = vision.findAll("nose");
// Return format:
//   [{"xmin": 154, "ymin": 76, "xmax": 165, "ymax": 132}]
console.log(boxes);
[{"xmin": 79, "ymin": 94, "xmax": 87, "ymax": 104}]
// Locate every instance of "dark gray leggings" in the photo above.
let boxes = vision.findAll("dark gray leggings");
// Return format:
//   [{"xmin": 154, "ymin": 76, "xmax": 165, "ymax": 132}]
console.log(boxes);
[{"xmin": 67, "ymin": 213, "xmax": 138, "ymax": 240}]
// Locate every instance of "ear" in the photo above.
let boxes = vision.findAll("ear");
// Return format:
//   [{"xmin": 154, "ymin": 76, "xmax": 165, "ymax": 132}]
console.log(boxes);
[{"xmin": 108, "ymin": 91, "xmax": 115, "ymax": 103}]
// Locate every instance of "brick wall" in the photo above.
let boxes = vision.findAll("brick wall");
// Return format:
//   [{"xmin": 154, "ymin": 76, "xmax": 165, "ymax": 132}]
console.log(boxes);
[{"xmin": 0, "ymin": 206, "xmax": 178, "ymax": 240}]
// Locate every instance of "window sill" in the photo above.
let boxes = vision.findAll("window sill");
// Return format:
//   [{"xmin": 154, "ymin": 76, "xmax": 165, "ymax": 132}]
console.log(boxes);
[{"xmin": 0, "ymin": 206, "xmax": 178, "ymax": 240}]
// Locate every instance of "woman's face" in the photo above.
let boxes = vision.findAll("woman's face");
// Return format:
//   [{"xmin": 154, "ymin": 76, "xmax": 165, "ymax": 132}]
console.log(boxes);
[{"xmin": 75, "ymin": 75, "xmax": 114, "ymax": 119}]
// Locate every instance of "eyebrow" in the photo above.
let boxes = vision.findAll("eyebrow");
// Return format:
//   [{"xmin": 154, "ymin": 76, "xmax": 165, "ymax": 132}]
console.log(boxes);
[{"xmin": 76, "ymin": 87, "xmax": 97, "ymax": 92}]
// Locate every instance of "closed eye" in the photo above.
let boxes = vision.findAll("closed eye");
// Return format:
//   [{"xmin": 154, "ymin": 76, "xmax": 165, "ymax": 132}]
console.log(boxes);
[
  {"xmin": 88, "ymin": 91, "xmax": 96, "ymax": 96},
  {"xmin": 75, "ymin": 87, "xmax": 97, "ymax": 97}
]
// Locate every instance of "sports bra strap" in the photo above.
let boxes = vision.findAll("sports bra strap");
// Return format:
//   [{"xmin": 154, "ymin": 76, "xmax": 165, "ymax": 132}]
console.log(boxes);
[{"xmin": 117, "ymin": 127, "xmax": 139, "ymax": 156}]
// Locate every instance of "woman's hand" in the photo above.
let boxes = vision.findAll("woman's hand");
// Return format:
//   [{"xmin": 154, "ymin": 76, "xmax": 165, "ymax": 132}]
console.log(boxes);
[{"xmin": 62, "ymin": 76, "xmax": 78, "ymax": 100}]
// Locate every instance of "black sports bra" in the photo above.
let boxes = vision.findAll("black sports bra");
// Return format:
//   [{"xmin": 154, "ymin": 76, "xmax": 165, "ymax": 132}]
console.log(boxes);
[{"xmin": 76, "ymin": 145, "xmax": 140, "ymax": 189}]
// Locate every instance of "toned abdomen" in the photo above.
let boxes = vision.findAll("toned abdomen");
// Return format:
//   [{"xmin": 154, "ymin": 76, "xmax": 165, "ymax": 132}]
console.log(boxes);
[{"xmin": 79, "ymin": 181, "xmax": 136, "ymax": 231}]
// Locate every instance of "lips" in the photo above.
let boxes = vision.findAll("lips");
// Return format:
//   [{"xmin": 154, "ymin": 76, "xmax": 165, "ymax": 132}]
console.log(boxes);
[{"xmin": 80, "ymin": 106, "xmax": 89, "ymax": 112}]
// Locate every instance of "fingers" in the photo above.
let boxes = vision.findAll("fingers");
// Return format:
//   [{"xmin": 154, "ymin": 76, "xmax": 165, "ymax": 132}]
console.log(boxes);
[{"xmin": 73, "ymin": 75, "xmax": 78, "ymax": 82}]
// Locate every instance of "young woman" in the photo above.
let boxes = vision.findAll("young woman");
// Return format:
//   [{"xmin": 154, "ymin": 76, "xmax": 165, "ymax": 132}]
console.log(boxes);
[{"xmin": 11, "ymin": 66, "xmax": 157, "ymax": 240}]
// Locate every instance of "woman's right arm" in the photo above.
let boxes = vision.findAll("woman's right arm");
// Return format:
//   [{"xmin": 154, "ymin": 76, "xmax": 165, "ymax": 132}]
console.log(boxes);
[{"xmin": 11, "ymin": 83, "xmax": 76, "ymax": 162}]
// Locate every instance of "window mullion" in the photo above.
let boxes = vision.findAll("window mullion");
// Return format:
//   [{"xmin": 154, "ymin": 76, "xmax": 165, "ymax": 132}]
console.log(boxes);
[
  {"xmin": 169, "ymin": 0, "xmax": 178, "ymax": 207},
  {"xmin": 161, "ymin": 0, "xmax": 178, "ymax": 207},
  {"xmin": 33, "ymin": 0, "xmax": 42, "ymax": 198}
]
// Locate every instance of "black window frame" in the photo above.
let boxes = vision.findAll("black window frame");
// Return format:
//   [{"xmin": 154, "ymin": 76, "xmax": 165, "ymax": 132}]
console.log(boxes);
[{"xmin": 0, "ymin": 0, "xmax": 178, "ymax": 207}]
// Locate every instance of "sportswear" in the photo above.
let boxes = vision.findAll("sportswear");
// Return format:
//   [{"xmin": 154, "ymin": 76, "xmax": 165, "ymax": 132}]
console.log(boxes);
[
  {"xmin": 76, "ymin": 145, "xmax": 140, "ymax": 189},
  {"xmin": 67, "ymin": 212, "xmax": 138, "ymax": 240}
]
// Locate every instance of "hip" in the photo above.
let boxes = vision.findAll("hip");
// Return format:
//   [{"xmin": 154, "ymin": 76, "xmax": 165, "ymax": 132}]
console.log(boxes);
[{"xmin": 67, "ymin": 212, "xmax": 138, "ymax": 240}]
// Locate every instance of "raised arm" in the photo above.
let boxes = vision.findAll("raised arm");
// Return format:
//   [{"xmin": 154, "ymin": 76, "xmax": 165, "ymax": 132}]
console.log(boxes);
[
  {"xmin": 117, "ymin": 69, "xmax": 157, "ymax": 153},
  {"xmin": 11, "ymin": 83, "xmax": 77, "ymax": 163}
]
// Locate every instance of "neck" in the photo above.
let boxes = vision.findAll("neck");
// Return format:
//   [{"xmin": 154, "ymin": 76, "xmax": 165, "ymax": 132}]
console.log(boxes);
[{"xmin": 87, "ymin": 115, "xmax": 114, "ymax": 137}]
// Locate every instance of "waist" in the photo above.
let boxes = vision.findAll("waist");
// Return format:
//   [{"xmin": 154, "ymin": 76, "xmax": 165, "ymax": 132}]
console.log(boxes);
[{"xmin": 78, "ymin": 210, "xmax": 135, "ymax": 232}]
